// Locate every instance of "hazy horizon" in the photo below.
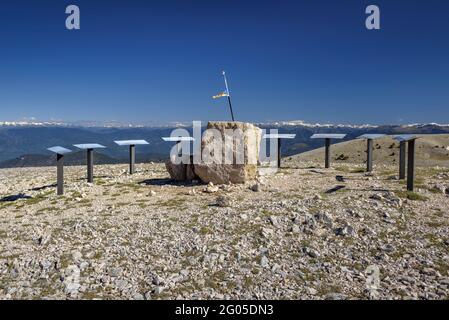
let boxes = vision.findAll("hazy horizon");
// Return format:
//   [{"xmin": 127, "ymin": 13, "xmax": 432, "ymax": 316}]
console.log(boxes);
[{"xmin": 1, "ymin": 117, "xmax": 449, "ymax": 128}]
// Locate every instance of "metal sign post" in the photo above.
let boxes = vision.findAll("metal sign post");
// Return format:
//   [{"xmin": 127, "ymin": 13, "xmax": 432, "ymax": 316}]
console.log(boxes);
[
  {"xmin": 366, "ymin": 139, "xmax": 373, "ymax": 172},
  {"xmin": 394, "ymin": 135, "xmax": 419, "ymax": 191},
  {"xmin": 74, "ymin": 144, "xmax": 106, "ymax": 183},
  {"xmin": 114, "ymin": 140, "xmax": 149, "ymax": 175},
  {"xmin": 325, "ymin": 138, "xmax": 331, "ymax": 168},
  {"xmin": 399, "ymin": 141, "xmax": 406, "ymax": 179},
  {"xmin": 47, "ymin": 146, "xmax": 72, "ymax": 195},
  {"xmin": 129, "ymin": 144, "xmax": 136, "ymax": 174},
  {"xmin": 407, "ymin": 139, "xmax": 416, "ymax": 191},
  {"xmin": 357, "ymin": 134, "xmax": 386, "ymax": 173},
  {"xmin": 57, "ymin": 154, "xmax": 64, "ymax": 195},
  {"xmin": 311, "ymin": 134, "xmax": 347, "ymax": 169},
  {"xmin": 87, "ymin": 148, "xmax": 94, "ymax": 183},
  {"xmin": 162, "ymin": 137, "xmax": 195, "ymax": 163},
  {"xmin": 262, "ymin": 134, "xmax": 296, "ymax": 168}
]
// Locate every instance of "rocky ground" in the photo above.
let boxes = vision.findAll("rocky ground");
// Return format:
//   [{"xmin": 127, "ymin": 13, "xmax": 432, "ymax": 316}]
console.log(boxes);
[{"xmin": 0, "ymin": 160, "xmax": 448, "ymax": 300}]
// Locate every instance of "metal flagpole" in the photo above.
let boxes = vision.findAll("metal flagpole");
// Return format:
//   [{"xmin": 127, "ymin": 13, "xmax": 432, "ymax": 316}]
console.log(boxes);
[{"xmin": 222, "ymin": 71, "xmax": 235, "ymax": 121}]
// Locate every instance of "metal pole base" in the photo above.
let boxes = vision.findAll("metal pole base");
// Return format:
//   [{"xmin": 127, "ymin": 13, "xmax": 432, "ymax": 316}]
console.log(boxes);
[
  {"xmin": 366, "ymin": 139, "xmax": 373, "ymax": 172},
  {"xmin": 57, "ymin": 154, "xmax": 64, "ymax": 195},
  {"xmin": 87, "ymin": 149, "xmax": 94, "ymax": 183},
  {"xmin": 129, "ymin": 145, "xmax": 136, "ymax": 174},
  {"xmin": 399, "ymin": 141, "xmax": 406, "ymax": 180},
  {"xmin": 407, "ymin": 140, "xmax": 415, "ymax": 191},
  {"xmin": 325, "ymin": 138, "xmax": 331, "ymax": 169}
]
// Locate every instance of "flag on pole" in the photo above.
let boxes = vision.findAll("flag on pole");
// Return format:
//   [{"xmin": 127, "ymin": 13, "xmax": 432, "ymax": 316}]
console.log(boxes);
[
  {"xmin": 212, "ymin": 70, "xmax": 235, "ymax": 121},
  {"xmin": 212, "ymin": 91, "xmax": 229, "ymax": 99}
]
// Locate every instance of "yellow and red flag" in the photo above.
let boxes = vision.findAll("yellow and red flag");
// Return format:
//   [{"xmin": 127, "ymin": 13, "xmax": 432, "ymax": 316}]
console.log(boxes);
[{"xmin": 212, "ymin": 91, "xmax": 229, "ymax": 99}]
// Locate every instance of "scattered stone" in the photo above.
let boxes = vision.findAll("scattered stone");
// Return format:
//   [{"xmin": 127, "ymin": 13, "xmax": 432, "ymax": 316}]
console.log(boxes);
[
  {"xmin": 269, "ymin": 216, "xmax": 278, "ymax": 227},
  {"xmin": 1, "ymin": 160, "xmax": 448, "ymax": 300},
  {"xmin": 35, "ymin": 231, "xmax": 51, "ymax": 246},
  {"xmin": 133, "ymin": 293, "xmax": 144, "ymax": 300},
  {"xmin": 370, "ymin": 194, "xmax": 384, "ymax": 201},
  {"xmin": 216, "ymin": 195, "xmax": 230, "ymax": 207},
  {"xmin": 109, "ymin": 267, "xmax": 123, "ymax": 278},
  {"xmin": 314, "ymin": 212, "xmax": 333, "ymax": 227},
  {"xmin": 306, "ymin": 287, "xmax": 317, "ymax": 295},
  {"xmin": 153, "ymin": 286, "xmax": 164, "ymax": 295},
  {"xmin": 63, "ymin": 265, "xmax": 81, "ymax": 296},
  {"xmin": 205, "ymin": 182, "xmax": 219, "ymax": 193},
  {"xmin": 432, "ymin": 184, "xmax": 446, "ymax": 194},
  {"xmin": 303, "ymin": 247, "xmax": 320, "ymax": 259},
  {"xmin": 151, "ymin": 275, "xmax": 162, "ymax": 286},
  {"xmin": 422, "ymin": 267, "xmax": 440, "ymax": 277},
  {"xmin": 260, "ymin": 256, "xmax": 269, "ymax": 268},
  {"xmin": 335, "ymin": 224, "xmax": 356, "ymax": 237},
  {"xmin": 324, "ymin": 293, "xmax": 347, "ymax": 300},
  {"xmin": 115, "ymin": 279, "xmax": 128, "ymax": 291},
  {"xmin": 261, "ymin": 227, "xmax": 274, "ymax": 239},
  {"xmin": 72, "ymin": 251, "xmax": 83, "ymax": 263}
]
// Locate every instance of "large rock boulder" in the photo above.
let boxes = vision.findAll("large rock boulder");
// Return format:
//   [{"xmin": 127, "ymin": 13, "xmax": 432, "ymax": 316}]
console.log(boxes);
[
  {"xmin": 194, "ymin": 121, "xmax": 262, "ymax": 184},
  {"xmin": 165, "ymin": 155, "xmax": 197, "ymax": 181}
]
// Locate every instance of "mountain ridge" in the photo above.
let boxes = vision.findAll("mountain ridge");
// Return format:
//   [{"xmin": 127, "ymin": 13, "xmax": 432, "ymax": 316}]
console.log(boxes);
[
  {"xmin": 2, "ymin": 119, "xmax": 449, "ymax": 129},
  {"xmin": 1, "ymin": 122, "xmax": 449, "ymax": 168}
]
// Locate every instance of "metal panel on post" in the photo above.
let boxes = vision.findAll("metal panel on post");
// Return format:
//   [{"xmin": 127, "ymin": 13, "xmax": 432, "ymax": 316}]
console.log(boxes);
[
  {"xmin": 262, "ymin": 134, "xmax": 296, "ymax": 168},
  {"xmin": 311, "ymin": 134, "xmax": 346, "ymax": 169},
  {"xmin": 47, "ymin": 146, "xmax": 72, "ymax": 195},
  {"xmin": 74, "ymin": 144, "xmax": 106, "ymax": 183},
  {"xmin": 161, "ymin": 137, "xmax": 195, "ymax": 142},
  {"xmin": 87, "ymin": 149, "xmax": 94, "ymax": 183},
  {"xmin": 394, "ymin": 135, "xmax": 418, "ymax": 181},
  {"xmin": 57, "ymin": 154, "xmax": 64, "ymax": 195},
  {"xmin": 114, "ymin": 140, "xmax": 149, "ymax": 175},
  {"xmin": 325, "ymin": 138, "xmax": 331, "ymax": 168},
  {"xmin": 161, "ymin": 137, "xmax": 195, "ymax": 160},
  {"xmin": 129, "ymin": 145, "xmax": 136, "ymax": 174},
  {"xmin": 394, "ymin": 135, "xmax": 419, "ymax": 191},
  {"xmin": 399, "ymin": 141, "xmax": 406, "ymax": 179},
  {"xmin": 407, "ymin": 139, "xmax": 416, "ymax": 191},
  {"xmin": 357, "ymin": 134, "xmax": 386, "ymax": 173},
  {"xmin": 366, "ymin": 139, "xmax": 373, "ymax": 172}
]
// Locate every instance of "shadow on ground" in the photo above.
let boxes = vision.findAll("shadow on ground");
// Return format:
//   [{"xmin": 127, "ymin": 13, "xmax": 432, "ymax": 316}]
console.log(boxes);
[
  {"xmin": 28, "ymin": 184, "xmax": 57, "ymax": 192},
  {"xmin": 0, "ymin": 193, "xmax": 32, "ymax": 202},
  {"xmin": 138, "ymin": 178, "xmax": 200, "ymax": 187},
  {"xmin": 324, "ymin": 185, "xmax": 391, "ymax": 194}
]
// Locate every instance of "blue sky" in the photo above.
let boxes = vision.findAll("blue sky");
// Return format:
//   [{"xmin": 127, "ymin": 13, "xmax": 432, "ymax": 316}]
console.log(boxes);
[{"xmin": 0, "ymin": 0, "xmax": 448, "ymax": 124}]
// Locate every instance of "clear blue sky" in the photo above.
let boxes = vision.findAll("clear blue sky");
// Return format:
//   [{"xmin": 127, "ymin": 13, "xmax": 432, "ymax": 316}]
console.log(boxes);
[{"xmin": 0, "ymin": 0, "xmax": 448, "ymax": 125}]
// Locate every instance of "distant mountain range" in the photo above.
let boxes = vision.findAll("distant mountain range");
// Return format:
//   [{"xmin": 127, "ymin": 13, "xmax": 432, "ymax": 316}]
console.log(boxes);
[
  {"xmin": 1, "ymin": 121, "xmax": 449, "ymax": 168},
  {"xmin": 2, "ymin": 119, "xmax": 449, "ymax": 129}
]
